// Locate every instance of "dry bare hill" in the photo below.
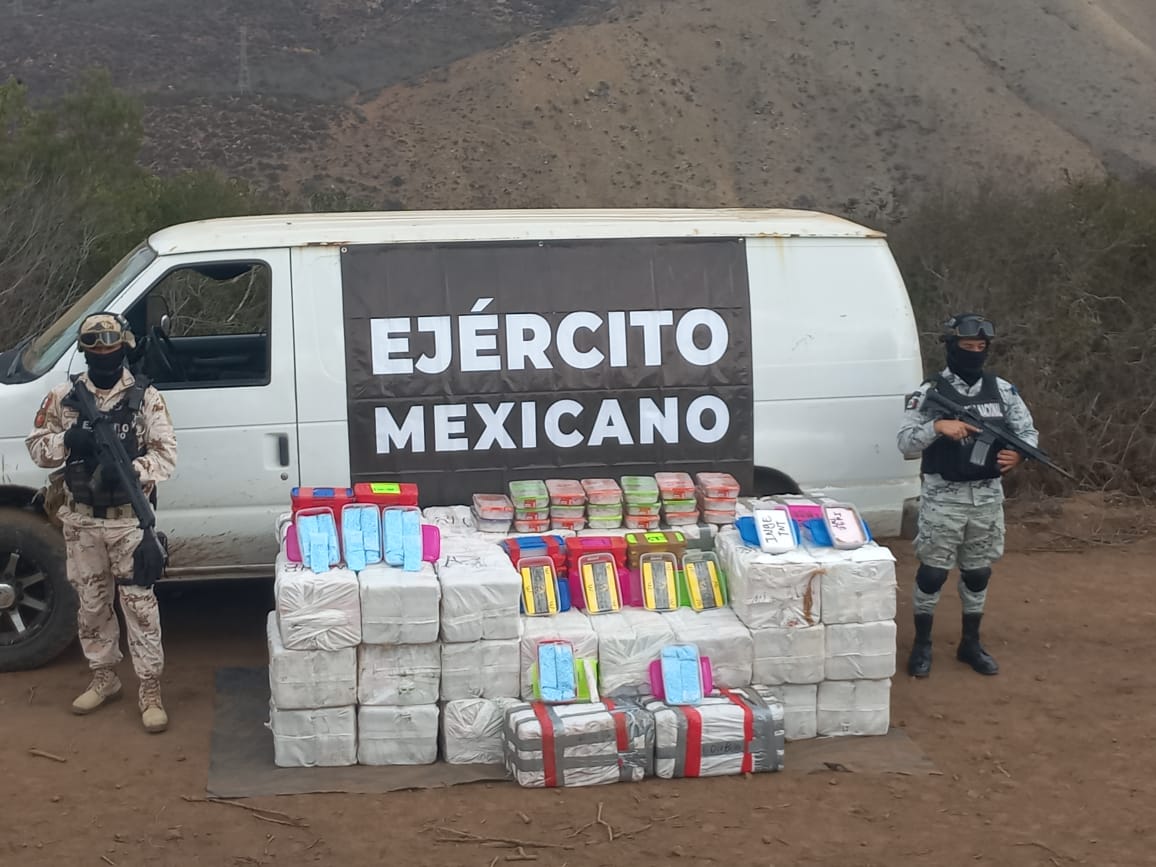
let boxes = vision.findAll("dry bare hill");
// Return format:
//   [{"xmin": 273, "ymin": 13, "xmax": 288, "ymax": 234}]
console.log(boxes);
[
  {"xmin": 4, "ymin": 0, "xmax": 1155, "ymax": 214},
  {"xmin": 283, "ymin": 0, "xmax": 1156, "ymax": 215}
]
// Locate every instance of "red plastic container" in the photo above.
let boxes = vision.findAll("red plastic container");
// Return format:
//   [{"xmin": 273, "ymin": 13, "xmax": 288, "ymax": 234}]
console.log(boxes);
[
  {"xmin": 551, "ymin": 516, "xmax": 586, "ymax": 532},
  {"xmin": 655, "ymin": 472, "xmax": 696, "ymax": 500},
  {"xmin": 565, "ymin": 536, "xmax": 628, "ymax": 574},
  {"xmin": 291, "ymin": 486, "xmax": 355, "ymax": 516},
  {"xmin": 624, "ymin": 514, "xmax": 662, "ymax": 530},
  {"xmin": 514, "ymin": 517, "xmax": 552, "ymax": 534},
  {"xmin": 581, "ymin": 478, "xmax": 623, "ymax": 505},
  {"xmin": 695, "ymin": 472, "xmax": 740, "ymax": 500},
  {"xmin": 501, "ymin": 535, "xmax": 569, "ymax": 575},
  {"xmin": 545, "ymin": 478, "xmax": 587, "ymax": 506},
  {"xmin": 353, "ymin": 481, "xmax": 419, "ymax": 507}
]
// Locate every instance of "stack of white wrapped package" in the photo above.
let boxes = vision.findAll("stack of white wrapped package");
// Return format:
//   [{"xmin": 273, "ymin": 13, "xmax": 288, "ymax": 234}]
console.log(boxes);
[
  {"xmin": 717, "ymin": 524, "xmax": 897, "ymax": 739},
  {"xmin": 436, "ymin": 535, "xmax": 525, "ymax": 763},
  {"xmin": 269, "ymin": 554, "xmax": 361, "ymax": 767}
]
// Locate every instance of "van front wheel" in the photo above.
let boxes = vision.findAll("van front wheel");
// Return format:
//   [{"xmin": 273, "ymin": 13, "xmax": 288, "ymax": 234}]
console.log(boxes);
[
  {"xmin": 753, "ymin": 467, "xmax": 804, "ymax": 496},
  {"xmin": 0, "ymin": 508, "xmax": 76, "ymax": 672}
]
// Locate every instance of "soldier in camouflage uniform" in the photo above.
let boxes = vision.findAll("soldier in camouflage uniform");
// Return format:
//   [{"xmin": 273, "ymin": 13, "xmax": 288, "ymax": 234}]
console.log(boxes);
[
  {"xmin": 26, "ymin": 313, "xmax": 178, "ymax": 732},
  {"xmin": 897, "ymin": 313, "xmax": 1038, "ymax": 678}
]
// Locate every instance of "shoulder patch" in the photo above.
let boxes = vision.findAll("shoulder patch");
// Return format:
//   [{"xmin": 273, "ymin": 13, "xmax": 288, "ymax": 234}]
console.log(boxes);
[{"xmin": 34, "ymin": 394, "xmax": 51, "ymax": 428}]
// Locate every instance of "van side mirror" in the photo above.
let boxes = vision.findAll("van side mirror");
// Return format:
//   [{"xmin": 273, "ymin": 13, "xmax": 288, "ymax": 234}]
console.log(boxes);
[{"xmin": 145, "ymin": 295, "xmax": 171, "ymax": 331}]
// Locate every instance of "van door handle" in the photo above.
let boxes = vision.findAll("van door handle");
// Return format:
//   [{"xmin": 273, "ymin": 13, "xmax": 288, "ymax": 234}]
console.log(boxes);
[{"xmin": 276, "ymin": 434, "xmax": 290, "ymax": 467}]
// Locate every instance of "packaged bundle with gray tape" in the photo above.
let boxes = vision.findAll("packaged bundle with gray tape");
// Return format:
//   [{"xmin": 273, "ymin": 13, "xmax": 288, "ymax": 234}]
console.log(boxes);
[
  {"xmin": 503, "ymin": 699, "xmax": 654, "ymax": 788},
  {"xmin": 645, "ymin": 685, "xmax": 785, "ymax": 779}
]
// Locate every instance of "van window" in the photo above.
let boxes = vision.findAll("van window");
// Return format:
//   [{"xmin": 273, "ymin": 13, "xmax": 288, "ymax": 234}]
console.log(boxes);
[{"xmin": 126, "ymin": 261, "xmax": 272, "ymax": 389}]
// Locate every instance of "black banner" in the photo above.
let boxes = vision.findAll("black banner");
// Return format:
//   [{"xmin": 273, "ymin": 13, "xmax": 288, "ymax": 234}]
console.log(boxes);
[{"xmin": 341, "ymin": 238, "xmax": 753, "ymax": 505}]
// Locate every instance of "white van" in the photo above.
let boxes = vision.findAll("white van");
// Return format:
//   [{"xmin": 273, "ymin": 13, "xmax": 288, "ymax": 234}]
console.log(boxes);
[{"xmin": 0, "ymin": 208, "xmax": 922, "ymax": 669}]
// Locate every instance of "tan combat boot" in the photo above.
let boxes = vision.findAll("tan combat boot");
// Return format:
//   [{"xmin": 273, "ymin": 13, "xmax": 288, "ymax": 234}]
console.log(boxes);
[
  {"xmin": 139, "ymin": 678, "xmax": 168, "ymax": 733},
  {"xmin": 72, "ymin": 668, "xmax": 122, "ymax": 715}
]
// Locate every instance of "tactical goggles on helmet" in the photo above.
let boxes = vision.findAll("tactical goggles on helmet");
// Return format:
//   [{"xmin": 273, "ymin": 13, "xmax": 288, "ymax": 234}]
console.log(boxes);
[
  {"xmin": 78, "ymin": 329, "xmax": 125, "ymax": 349},
  {"xmin": 943, "ymin": 315, "xmax": 995, "ymax": 340}
]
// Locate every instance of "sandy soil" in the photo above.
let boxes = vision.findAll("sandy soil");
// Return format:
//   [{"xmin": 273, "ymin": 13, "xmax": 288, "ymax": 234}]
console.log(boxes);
[{"xmin": 2, "ymin": 500, "xmax": 1154, "ymax": 867}]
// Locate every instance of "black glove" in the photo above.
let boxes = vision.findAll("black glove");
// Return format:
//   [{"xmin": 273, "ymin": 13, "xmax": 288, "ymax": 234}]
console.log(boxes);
[
  {"xmin": 63, "ymin": 425, "xmax": 96, "ymax": 458},
  {"xmin": 130, "ymin": 531, "xmax": 168, "ymax": 588}
]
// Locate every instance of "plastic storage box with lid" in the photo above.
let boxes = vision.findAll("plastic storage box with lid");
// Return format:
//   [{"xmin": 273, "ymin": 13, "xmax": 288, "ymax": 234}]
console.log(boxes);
[
  {"xmin": 581, "ymin": 478, "xmax": 623, "ymax": 505},
  {"xmin": 546, "ymin": 478, "xmax": 587, "ymax": 506},
  {"xmin": 621, "ymin": 475, "xmax": 660, "ymax": 505},
  {"xmin": 570, "ymin": 552, "xmax": 624, "ymax": 614},
  {"xmin": 695, "ymin": 472, "xmax": 740, "ymax": 499},
  {"xmin": 509, "ymin": 480, "xmax": 550, "ymax": 511}
]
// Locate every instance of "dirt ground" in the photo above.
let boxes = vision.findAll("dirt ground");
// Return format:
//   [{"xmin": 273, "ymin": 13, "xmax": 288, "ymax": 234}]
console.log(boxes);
[{"xmin": 2, "ymin": 498, "xmax": 1155, "ymax": 867}]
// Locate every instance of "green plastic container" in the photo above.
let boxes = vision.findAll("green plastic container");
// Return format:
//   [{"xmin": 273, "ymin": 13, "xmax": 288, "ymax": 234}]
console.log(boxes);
[
  {"xmin": 621, "ymin": 475, "xmax": 660, "ymax": 506},
  {"xmin": 509, "ymin": 480, "xmax": 550, "ymax": 510}
]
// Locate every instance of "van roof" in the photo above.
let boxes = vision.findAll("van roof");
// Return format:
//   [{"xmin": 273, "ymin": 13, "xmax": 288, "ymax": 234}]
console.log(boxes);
[{"xmin": 147, "ymin": 208, "xmax": 884, "ymax": 255}]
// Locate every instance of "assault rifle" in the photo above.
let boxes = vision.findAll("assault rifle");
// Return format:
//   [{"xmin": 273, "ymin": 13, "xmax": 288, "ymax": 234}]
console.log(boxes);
[
  {"xmin": 922, "ymin": 387, "xmax": 1076, "ymax": 481},
  {"xmin": 68, "ymin": 383, "xmax": 168, "ymax": 586}
]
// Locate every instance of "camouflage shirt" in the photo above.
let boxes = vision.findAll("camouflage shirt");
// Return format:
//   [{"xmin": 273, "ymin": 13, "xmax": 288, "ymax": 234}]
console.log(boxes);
[
  {"xmin": 26, "ymin": 370, "xmax": 178, "ymax": 525},
  {"xmin": 896, "ymin": 368, "xmax": 1038, "ymax": 505}
]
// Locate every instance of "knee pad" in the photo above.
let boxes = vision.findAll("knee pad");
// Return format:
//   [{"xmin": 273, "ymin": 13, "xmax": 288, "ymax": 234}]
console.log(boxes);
[
  {"xmin": 915, "ymin": 564, "xmax": 950, "ymax": 595},
  {"xmin": 961, "ymin": 567, "xmax": 992, "ymax": 593}
]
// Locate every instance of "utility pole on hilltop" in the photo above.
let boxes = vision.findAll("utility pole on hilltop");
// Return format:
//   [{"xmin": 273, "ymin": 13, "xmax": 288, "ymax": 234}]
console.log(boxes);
[{"xmin": 238, "ymin": 24, "xmax": 252, "ymax": 95}]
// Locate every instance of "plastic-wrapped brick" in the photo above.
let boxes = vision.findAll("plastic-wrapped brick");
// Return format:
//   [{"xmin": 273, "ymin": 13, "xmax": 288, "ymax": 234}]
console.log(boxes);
[{"xmin": 266, "ymin": 611, "xmax": 356, "ymax": 709}]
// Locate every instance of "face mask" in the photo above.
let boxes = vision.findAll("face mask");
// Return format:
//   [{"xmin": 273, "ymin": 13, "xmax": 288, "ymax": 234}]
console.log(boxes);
[
  {"xmin": 946, "ymin": 341, "xmax": 988, "ymax": 385},
  {"xmin": 84, "ymin": 347, "xmax": 126, "ymax": 389}
]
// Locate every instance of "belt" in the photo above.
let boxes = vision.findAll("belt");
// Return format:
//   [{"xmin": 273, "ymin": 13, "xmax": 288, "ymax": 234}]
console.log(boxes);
[{"xmin": 72, "ymin": 503, "xmax": 136, "ymax": 521}]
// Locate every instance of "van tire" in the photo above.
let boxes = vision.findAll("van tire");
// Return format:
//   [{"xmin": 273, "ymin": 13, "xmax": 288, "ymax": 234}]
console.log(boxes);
[
  {"xmin": 0, "ymin": 508, "xmax": 76, "ymax": 672},
  {"xmin": 753, "ymin": 467, "xmax": 804, "ymax": 496}
]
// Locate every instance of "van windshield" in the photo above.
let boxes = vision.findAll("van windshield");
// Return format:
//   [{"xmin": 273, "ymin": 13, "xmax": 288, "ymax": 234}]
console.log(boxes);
[{"xmin": 13, "ymin": 243, "xmax": 157, "ymax": 380}]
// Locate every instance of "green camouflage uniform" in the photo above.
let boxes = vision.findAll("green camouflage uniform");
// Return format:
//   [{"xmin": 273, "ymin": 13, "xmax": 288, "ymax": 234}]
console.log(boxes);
[{"xmin": 897, "ymin": 368, "xmax": 1038, "ymax": 616}]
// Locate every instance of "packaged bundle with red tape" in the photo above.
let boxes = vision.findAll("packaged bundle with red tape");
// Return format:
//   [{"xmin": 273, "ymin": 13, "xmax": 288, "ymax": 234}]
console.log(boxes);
[
  {"xmin": 503, "ymin": 698, "xmax": 654, "ymax": 787},
  {"xmin": 353, "ymin": 481, "xmax": 419, "ymax": 507},
  {"xmin": 645, "ymin": 685, "xmax": 785, "ymax": 779}
]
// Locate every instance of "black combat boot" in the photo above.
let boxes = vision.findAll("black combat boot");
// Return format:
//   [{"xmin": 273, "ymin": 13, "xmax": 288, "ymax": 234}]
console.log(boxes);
[
  {"xmin": 957, "ymin": 612, "xmax": 999, "ymax": 675},
  {"xmin": 907, "ymin": 613, "xmax": 934, "ymax": 677}
]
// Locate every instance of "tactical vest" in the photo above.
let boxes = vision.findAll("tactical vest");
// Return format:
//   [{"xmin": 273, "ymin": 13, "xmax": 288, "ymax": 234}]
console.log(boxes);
[
  {"xmin": 63, "ymin": 377, "xmax": 149, "ymax": 510},
  {"xmin": 921, "ymin": 373, "xmax": 1007, "ymax": 482}
]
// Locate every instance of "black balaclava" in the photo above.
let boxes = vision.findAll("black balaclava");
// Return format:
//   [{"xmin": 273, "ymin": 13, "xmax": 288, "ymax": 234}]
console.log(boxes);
[
  {"xmin": 85, "ymin": 347, "xmax": 126, "ymax": 390},
  {"xmin": 945, "ymin": 339, "xmax": 988, "ymax": 386}
]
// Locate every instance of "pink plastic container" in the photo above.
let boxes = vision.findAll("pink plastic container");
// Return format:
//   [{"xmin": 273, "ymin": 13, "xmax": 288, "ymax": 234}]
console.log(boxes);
[
  {"xmin": 422, "ymin": 524, "xmax": 441, "ymax": 562},
  {"xmin": 581, "ymin": 478, "xmax": 623, "ymax": 505},
  {"xmin": 284, "ymin": 523, "xmax": 302, "ymax": 562},
  {"xmin": 655, "ymin": 472, "xmax": 696, "ymax": 500},
  {"xmin": 695, "ymin": 472, "xmax": 740, "ymax": 499},
  {"xmin": 546, "ymin": 478, "xmax": 587, "ymax": 506},
  {"xmin": 648, "ymin": 656, "xmax": 714, "ymax": 700}
]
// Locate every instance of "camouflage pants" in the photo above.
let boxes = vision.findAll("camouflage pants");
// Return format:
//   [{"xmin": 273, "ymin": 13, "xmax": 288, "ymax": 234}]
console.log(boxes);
[
  {"xmin": 912, "ymin": 497, "xmax": 1005, "ymax": 615},
  {"xmin": 63, "ymin": 522, "xmax": 164, "ymax": 681}
]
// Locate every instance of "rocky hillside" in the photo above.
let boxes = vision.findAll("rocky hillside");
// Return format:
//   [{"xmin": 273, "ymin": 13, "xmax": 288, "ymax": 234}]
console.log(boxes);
[{"xmin": 3, "ymin": 0, "xmax": 1154, "ymax": 216}]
